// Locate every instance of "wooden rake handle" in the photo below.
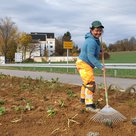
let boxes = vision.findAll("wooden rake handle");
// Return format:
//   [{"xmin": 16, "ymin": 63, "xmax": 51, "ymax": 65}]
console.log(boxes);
[{"xmin": 101, "ymin": 36, "xmax": 109, "ymax": 106}]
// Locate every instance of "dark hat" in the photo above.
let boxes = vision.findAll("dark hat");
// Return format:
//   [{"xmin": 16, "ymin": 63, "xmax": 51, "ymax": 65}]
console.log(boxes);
[{"xmin": 91, "ymin": 20, "xmax": 104, "ymax": 28}]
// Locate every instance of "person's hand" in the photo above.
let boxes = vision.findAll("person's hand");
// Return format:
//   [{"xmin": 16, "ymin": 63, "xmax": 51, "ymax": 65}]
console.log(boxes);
[{"xmin": 102, "ymin": 66, "xmax": 106, "ymax": 72}]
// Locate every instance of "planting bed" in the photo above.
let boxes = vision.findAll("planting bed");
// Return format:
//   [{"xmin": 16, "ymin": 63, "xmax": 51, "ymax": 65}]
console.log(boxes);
[{"xmin": 0, "ymin": 74, "xmax": 136, "ymax": 136}]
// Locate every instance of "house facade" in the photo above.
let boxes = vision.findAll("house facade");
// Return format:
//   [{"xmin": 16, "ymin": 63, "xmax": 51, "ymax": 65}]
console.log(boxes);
[{"xmin": 30, "ymin": 32, "xmax": 55, "ymax": 57}]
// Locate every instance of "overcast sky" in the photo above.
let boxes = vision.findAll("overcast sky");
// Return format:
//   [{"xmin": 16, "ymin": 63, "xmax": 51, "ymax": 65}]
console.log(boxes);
[{"xmin": 0, "ymin": 0, "xmax": 136, "ymax": 47}]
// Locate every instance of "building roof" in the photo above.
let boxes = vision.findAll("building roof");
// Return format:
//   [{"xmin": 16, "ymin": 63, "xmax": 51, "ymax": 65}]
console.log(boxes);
[{"xmin": 30, "ymin": 32, "xmax": 54, "ymax": 41}]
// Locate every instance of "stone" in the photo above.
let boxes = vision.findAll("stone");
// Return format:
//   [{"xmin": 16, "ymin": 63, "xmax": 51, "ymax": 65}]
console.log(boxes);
[
  {"xmin": 126, "ymin": 84, "xmax": 136, "ymax": 94},
  {"xmin": 87, "ymin": 131, "xmax": 100, "ymax": 136},
  {"xmin": 108, "ymin": 84, "xmax": 125, "ymax": 92},
  {"xmin": 132, "ymin": 118, "xmax": 136, "ymax": 125}
]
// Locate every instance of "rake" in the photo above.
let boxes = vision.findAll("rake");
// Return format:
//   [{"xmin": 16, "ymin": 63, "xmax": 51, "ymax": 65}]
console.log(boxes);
[{"xmin": 91, "ymin": 37, "xmax": 127, "ymax": 124}]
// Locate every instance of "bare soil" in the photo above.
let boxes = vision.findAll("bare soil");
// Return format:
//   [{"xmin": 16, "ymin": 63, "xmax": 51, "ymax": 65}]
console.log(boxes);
[{"xmin": 0, "ymin": 74, "xmax": 136, "ymax": 136}]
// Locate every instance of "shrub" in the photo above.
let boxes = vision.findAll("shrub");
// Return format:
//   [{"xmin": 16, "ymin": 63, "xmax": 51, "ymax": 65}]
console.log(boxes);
[{"xmin": 22, "ymin": 58, "xmax": 34, "ymax": 63}]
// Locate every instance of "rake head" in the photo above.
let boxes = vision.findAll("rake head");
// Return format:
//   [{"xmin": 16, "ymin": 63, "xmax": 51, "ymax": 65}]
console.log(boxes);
[{"xmin": 91, "ymin": 105, "xmax": 127, "ymax": 124}]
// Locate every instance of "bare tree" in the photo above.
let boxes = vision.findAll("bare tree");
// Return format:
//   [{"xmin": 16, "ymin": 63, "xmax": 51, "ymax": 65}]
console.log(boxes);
[
  {"xmin": 55, "ymin": 36, "xmax": 65, "ymax": 56},
  {"xmin": 28, "ymin": 40, "xmax": 40, "ymax": 58},
  {"xmin": 0, "ymin": 17, "xmax": 18, "ymax": 62},
  {"xmin": 108, "ymin": 37, "xmax": 136, "ymax": 52}
]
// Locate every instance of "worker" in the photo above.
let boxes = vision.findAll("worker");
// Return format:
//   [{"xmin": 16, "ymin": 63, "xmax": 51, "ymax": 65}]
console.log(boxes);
[{"xmin": 76, "ymin": 20, "xmax": 105, "ymax": 112}]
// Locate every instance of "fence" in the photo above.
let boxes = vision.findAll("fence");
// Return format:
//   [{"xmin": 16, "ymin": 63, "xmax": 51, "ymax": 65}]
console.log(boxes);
[
  {"xmin": 0, "ymin": 63, "xmax": 136, "ymax": 77},
  {"xmin": 0, "ymin": 63, "xmax": 136, "ymax": 69}
]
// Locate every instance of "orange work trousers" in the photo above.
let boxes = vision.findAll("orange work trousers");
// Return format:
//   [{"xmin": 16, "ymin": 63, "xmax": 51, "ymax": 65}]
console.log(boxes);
[{"xmin": 76, "ymin": 59, "xmax": 95, "ymax": 105}]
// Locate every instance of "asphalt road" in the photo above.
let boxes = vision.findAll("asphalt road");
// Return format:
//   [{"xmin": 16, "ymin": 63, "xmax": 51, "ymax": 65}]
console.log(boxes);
[{"xmin": 0, "ymin": 69, "xmax": 135, "ymax": 90}]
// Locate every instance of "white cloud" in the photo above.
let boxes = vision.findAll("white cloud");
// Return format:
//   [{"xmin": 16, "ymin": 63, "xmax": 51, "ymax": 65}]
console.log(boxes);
[{"xmin": 0, "ymin": 0, "xmax": 136, "ymax": 47}]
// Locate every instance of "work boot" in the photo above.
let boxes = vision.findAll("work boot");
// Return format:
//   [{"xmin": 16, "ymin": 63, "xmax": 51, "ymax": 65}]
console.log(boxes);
[
  {"xmin": 80, "ymin": 99, "xmax": 85, "ymax": 109},
  {"xmin": 80, "ymin": 98, "xmax": 85, "ymax": 104},
  {"xmin": 86, "ymin": 104, "xmax": 100, "ymax": 113}
]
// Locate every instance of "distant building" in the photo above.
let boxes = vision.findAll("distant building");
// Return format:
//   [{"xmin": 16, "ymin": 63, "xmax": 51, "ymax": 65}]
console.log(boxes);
[{"xmin": 30, "ymin": 32, "xmax": 55, "ymax": 57}]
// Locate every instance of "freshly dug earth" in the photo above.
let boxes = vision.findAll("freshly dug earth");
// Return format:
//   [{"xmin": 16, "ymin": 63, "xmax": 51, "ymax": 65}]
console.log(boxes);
[{"xmin": 0, "ymin": 74, "xmax": 136, "ymax": 136}]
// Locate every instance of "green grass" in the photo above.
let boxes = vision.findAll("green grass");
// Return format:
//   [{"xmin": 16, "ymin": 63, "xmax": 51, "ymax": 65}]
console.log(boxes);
[
  {"xmin": 0, "ymin": 66, "xmax": 77, "ymax": 73},
  {"xmin": 0, "ymin": 66, "xmax": 136, "ymax": 78},
  {"xmin": 0, "ymin": 51, "xmax": 136, "ymax": 78},
  {"xmin": 104, "ymin": 51, "xmax": 136, "ymax": 63},
  {"xmin": 94, "ymin": 69, "xmax": 136, "ymax": 78}
]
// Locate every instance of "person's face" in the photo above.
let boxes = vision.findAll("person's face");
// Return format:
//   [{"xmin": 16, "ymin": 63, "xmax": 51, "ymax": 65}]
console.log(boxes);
[{"xmin": 91, "ymin": 27, "xmax": 103, "ymax": 38}]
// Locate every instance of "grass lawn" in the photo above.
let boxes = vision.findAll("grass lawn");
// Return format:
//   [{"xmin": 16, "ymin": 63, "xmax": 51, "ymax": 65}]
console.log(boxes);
[
  {"xmin": 0, "ymin": 51, "xmax": 136, "ymax": 78},
  {"xmin": 104, "ymin": 51, "xmax": 136, "ymax": 63}
]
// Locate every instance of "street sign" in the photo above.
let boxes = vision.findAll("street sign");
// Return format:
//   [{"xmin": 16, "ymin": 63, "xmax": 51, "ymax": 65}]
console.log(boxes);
[{"xmin": 63, "ymin": 41, "xmax": 73, "ymax": 49}]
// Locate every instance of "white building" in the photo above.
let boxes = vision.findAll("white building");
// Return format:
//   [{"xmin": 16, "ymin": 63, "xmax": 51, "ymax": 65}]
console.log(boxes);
[{"xmin": 30, "ymin": 32, "xmax": 55, "ymax": 57}]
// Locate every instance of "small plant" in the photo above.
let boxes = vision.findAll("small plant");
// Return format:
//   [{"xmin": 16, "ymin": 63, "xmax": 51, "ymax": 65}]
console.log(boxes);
[
  {"xmin": 25, "ymin": 102, "xmax": 34, "ymax": 111},
  {"xmin": 94, "ymin": 100, "xmax": 100, "ymax": 108},
  {"xmin": 13, "ymin": 105, "xmax": 24, "ymax": 112},
  {"xmin": 25, "ymin": 76, "xmax": 32, "ymax": 80},
  {"xmin": 19, "ymin": 83, "xmax": 29, "ymax": 91},
  {"xmin": 39, "ymin": 76, "xmax": 44, "ymax": 82},
  {"xmin": 47, "ymin": 106, "xmax": 57, "ymax": 117},
  {"xmin": 51, "ymin": 78, "xmax": 59, "ymax": 84},
  {"xmin": 13, "ymin": 98, "xmax": 34, "ymax": 112},
  {"xmin": 58, "ymin": 100, "xmax": 65, "ymax": 108},
  {"xmin": 97, "ymin": 83, "xmax": 105, "ymax": 100},
  {"xmin": 0, "ymin": 99, "xmax": 5, "ymax": 105},
  {"xmin": 49, "ymin": 78, "xmax": 61, "ymax": 90},
  {"xmin": 0, "ymin": 107, "xmax": 6, "ymax": 115},
  {"xmin": 23, "ymin": 99, "xmax": 34, "ymax": 111},
  {"xmin": 66, "ymin": 89, "xmax": 77, "ymax": 98},
  {"xmin": 13, "ymin": 102, "xmax": 34, "ymax": 112},
  {"xmin": 0, "ymin": 74, "xmax": 7, "ymax": 79},
  {"xmin": 97, "ymin": 83, "xmax": 105, "ymax": 93},
  {"xmin": 80, "ymin": 109, "xmax": 86, "ymax": 114},
  {"xmin": 127, "ymin": 99, "xmax": 136, "ymax": 107}
]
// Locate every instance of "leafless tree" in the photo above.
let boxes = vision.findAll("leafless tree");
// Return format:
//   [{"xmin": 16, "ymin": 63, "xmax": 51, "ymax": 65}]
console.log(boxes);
[{"xmin": 0, "ymin": 17, "xmax": 18, "ymax": 62}]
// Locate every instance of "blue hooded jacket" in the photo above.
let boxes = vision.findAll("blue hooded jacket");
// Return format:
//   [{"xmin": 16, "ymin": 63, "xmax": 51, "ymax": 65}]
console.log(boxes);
[{"xmin": 79, "ymin": 32, "xmax": 103, "ymax": 69}]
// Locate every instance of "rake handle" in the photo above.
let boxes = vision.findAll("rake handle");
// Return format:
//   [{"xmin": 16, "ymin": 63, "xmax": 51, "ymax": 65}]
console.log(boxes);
[{"xmin": 101, "ymin": 37, "xmax": 109, "ymax": 106}]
